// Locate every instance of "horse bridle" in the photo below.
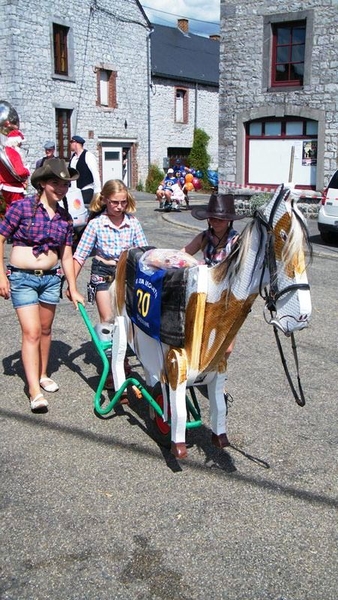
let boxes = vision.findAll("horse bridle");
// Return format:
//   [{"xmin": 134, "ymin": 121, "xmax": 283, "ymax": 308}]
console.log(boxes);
[{"xmin": 254, "ymin": 191, "xmax": 310, "ymax": 407}]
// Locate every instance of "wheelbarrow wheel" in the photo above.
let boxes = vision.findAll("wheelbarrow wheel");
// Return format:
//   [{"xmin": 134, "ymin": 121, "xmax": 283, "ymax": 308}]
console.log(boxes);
[{"xmin": 149, "ymin": 382, "xmax": 171, "ymax": 448}]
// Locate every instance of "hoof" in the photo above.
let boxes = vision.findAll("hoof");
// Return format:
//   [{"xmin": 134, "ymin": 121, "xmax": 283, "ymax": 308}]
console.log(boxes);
[
  {"xmin": 171, "ymin": 442, "xmax": 188, "ymax": 459},
  {"xmin": 211, "ymin": 433, "xmax": 230, "ymax": 448}
]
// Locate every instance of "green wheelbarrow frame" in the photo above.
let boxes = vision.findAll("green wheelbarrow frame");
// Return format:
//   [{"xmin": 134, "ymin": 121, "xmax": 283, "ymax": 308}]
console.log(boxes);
[{"xmin": 78, "ymin": 303, "xmax": 203, "ymax": 429}]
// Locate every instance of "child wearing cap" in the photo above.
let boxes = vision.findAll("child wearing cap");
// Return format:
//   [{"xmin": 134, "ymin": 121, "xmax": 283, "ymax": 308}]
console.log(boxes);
[{"xmin": 155, "ymin": 168, "xmax": 182, "ymax": 210}]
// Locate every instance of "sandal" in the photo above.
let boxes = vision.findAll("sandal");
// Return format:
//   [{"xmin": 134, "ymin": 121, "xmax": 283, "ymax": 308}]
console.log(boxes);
[
  {"xmin": 30, "ymin": 393, "xmax": 48, "ymax": 412},
  {"xmin": 40, "ymin": 377, "xmax": 59, "ymax": 393}
]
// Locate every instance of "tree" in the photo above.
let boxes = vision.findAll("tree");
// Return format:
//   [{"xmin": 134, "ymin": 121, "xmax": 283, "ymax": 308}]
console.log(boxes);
[{"xmin": 188, "ymin": 128, "xmax": 211, "ymax": 187}]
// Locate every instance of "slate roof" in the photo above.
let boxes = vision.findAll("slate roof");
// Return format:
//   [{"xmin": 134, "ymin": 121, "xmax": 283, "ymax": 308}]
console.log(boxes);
[{"xmin": 151, "ymin": 24, "xmax": 220, "ymax": 87}]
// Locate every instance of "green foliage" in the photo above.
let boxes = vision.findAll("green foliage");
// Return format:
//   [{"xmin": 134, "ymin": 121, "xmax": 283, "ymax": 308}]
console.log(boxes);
[
  {"xmin": 250, "ymin": 192, "xmax": 273, "ymax": 213},
  {"xmin": 136, "ymin": 181, "xmax": 144, "ymax": 191},
  {"xmin": 188, "ymin": 128, "xmax": 211, "ymax": 187},
  {"xmin": 145, "ymin": 164, "xmax": 164, "ymax": 194}
]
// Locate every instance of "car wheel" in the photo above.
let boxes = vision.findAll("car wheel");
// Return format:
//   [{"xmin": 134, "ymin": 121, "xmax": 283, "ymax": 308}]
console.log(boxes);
[{"xmin": 320, "ymin": 231, "xmax": 335, "ymax": 244}]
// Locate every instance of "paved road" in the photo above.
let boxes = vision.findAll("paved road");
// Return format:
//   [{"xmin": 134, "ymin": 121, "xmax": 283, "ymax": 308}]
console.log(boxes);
[{"xmin": 1, "ymin": 192, "xmax": 337, "ymax": 600}]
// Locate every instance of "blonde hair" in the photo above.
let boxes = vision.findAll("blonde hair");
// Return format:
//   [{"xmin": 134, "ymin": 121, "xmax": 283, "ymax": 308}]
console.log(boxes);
[{"xmin": 89, "ymin": 179, "xmax": 136, "ymax": 214}]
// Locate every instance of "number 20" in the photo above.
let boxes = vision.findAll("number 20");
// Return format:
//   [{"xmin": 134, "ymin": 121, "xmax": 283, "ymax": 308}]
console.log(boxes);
[{"xmin": 136, "ymin": 289, "xmax": 150, "ymax": 317}]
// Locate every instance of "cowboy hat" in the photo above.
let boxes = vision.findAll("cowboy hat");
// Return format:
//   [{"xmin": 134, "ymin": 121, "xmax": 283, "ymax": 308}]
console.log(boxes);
[
  {"xmin": 191, "ymin": 193, "xmax": 245, "ymax": 221},
  {"xmin": 31, "ymin": 157, "xmax": 79, "ymax": 189}
]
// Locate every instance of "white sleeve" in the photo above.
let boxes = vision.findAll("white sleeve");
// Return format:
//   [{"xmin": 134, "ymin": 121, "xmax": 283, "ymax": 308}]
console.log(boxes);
[{"xmin": 85, "ymin": 151, "xmax": 101, "ymax": 193}]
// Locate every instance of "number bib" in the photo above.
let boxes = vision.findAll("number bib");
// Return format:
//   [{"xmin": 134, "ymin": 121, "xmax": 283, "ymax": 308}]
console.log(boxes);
[{"xmin": 131, "ymin": 264, "xmax": 166, "ymax": 340}]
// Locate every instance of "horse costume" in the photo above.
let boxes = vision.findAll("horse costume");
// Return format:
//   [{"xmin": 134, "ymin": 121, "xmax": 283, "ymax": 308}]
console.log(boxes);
[{"xmin": 111, "ymin": 185, "xmax": 312, "ymax": 459}]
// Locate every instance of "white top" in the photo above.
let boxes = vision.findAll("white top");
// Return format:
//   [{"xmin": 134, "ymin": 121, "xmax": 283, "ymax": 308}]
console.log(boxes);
[{"xmin": 70, "ymin": 150, "xmax": 101, "ymax": 193}]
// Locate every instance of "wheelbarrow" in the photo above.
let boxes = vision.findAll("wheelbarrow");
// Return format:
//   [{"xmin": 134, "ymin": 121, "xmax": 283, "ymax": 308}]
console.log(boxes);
[{"xmin": 78, "ymin": 303, "xmax": 203, "ymax": 447}]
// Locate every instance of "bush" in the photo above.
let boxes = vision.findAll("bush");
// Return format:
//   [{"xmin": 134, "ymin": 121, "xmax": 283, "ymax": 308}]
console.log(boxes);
[
  {"xmin": 250, "ymin": 192, "xmax": 273, "ymax": 213},
  {"xmin": 136, "ymin": 181, "xmax": 144, "ymax": 191},
  {"xmin": 188, "ymin": 128, "xmax": 211, "ymax": 188},
  {"xmin": 145, "ymin": 164, "xmax": 164, "ymax": 194}
]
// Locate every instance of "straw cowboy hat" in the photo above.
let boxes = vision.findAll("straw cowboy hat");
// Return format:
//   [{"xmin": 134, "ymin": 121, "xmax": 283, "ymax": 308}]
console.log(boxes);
[
  {"xmin": 31, "ymin": 157, "xmax": 79, "ymax": 189},
  {"xmin": 191, "ymin": 193, "xmax": 245, "ymax": 221}
]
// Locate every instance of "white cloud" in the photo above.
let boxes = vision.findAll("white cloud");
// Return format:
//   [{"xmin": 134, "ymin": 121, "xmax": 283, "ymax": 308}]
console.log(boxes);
[{"xmin": 140, "ymin": 0, "xmax": 220, "ymax": 36}]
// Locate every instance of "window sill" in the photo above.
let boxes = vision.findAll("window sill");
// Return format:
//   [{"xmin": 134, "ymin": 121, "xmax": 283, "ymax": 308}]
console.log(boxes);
[
  {"xmin": 52, "ymin": 74, "xmax": 75, "ymax": 83},
  {"xmin": 267, "ymin": 85, "xmax": 303, "ymax": 93}
]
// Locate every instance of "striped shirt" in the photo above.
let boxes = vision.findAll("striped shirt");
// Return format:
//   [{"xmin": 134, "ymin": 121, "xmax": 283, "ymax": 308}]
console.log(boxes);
[{"xmin": 73, "ymin": 211, "xmax": 148, "ymax": 265}]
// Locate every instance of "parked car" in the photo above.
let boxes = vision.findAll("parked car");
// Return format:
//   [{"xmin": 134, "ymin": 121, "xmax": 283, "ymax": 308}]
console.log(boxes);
[{"xmin": 317, "ymin": 170, "xmax": 338, "ymax": 243}]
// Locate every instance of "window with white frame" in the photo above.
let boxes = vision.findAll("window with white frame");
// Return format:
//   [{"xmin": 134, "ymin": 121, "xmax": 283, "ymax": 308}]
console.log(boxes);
[
  {"xmin": 96, "ymin": 69, "xmax": 117, "ymax": 108},
  {"xmin": 175, "ymin": 88, "xmax": 188, "ymax": 123}
]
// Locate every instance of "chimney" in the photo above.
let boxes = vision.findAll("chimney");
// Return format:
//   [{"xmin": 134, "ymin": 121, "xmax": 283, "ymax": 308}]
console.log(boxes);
[
  {"xmin": 178, "ymin": 18, "xmax": 189, "ymax": 34},
  {"xmin": 209, "ymin": 34, "xmax": 220, "ymax": 41}
]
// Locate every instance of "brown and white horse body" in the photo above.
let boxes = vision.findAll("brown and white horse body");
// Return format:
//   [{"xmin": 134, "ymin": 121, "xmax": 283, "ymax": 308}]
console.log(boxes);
[{"xmin": 112, "ymin": 185, "xmax": 312, "ymax": 458}]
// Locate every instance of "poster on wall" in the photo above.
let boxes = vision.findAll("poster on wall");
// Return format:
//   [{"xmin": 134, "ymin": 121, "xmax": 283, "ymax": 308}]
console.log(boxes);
[{"xmin": 302, "ymin": 140, "xmax": 317, "ymax": 166}]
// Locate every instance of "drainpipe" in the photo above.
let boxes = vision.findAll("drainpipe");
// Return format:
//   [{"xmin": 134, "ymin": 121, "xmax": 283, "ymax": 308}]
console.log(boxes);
[
  {"xmin": 147, "ymin": 28, "xmax": 154, "ymax": 171},
  {"xmin": 194, "ymin": 82, "xmax": 198, "ymax": 129}
]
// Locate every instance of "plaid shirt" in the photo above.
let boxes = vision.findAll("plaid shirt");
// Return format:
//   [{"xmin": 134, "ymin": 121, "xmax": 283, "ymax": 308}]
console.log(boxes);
[
  {"xmin": 73, "ymin": 212, "xmax": 148, "ymax": 265},
  {"xmin": 0, "ymin": 195, "xmax": 73, "ymax": 257}
]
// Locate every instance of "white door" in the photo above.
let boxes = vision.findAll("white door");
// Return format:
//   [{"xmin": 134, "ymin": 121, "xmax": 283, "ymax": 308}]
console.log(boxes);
[{"xmin": 102, "ymin": 147, "xmax": 123, "ymax": 183}]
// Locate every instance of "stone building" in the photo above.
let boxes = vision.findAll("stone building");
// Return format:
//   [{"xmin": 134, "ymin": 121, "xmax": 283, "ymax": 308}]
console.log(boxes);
[
  {"xmin": 149, "ymin": 19, "xmax": 219, "ymax": 172},
  {"xmin": 219, "ymin": 0, "xmax": 338, "ymax": 193},
  {"xmin": 0, "ymin": 0, "xmax": 151, "ymax": 188}
]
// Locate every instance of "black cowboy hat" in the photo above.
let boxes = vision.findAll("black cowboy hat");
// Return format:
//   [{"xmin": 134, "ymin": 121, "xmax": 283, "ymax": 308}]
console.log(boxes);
[
  {"xmin": 31, "ymin": 157, "xmax": 79, "ymax": 189},
  {"xmin": 191, "ymin": 193, "xmax": 245, "ymax": 221}
]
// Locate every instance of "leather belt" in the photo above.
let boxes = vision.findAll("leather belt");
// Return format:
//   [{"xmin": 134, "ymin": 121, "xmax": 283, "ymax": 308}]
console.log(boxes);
[
  {"xmin": 95, "ymin": 258, "xmax": 118, "ymax": 267},
  {"xmin": 7, "ymin": 266, "xmax": 61, "ymax": 277}
]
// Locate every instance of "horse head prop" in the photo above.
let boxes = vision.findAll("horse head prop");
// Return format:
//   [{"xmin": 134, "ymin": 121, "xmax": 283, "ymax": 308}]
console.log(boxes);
[{"xmin": 112, "ymin": 184, "xmax": 312, "ymax": 459}]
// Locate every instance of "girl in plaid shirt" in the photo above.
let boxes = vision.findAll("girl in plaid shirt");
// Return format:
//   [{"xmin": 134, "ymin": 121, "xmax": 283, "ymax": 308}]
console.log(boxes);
[
  {"xmin": 0, "ymin": 158, "xmax": 85, "ymax": 412},
  {"xmin": 72, "ymin": 179, "xmax": 147, "ymax": 389}
]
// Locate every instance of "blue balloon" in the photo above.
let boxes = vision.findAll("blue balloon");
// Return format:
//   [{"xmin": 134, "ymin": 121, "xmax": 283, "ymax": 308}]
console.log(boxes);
[{"xmin": 195, "ymin": 170, "xmax": 203, "ymax": 178}]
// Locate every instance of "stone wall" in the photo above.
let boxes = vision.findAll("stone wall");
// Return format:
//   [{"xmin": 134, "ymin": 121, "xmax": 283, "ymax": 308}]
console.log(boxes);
[
  {"xmin": 150, "ymin": 77, "xmax": 219, "ymax": 171},
  {"xmin": 219, "ymin": 0, "xmax": 338, "ymax": 191},
  {"xmin": 0, "ymin": 0, "xmax": 150, "ymax": 185}
]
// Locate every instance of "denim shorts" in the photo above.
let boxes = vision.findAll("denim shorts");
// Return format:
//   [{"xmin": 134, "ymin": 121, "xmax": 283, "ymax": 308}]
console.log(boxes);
[
  {"xmin": 90, "ymin": 258, "xmax": 116, "ymax": 292},
  {"xmin": 7, "ymin": 268, "xmax": 62, "ymax": 309}
]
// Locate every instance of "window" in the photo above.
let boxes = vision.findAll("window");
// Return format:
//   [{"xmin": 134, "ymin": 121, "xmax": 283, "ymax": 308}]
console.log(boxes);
[
  {"xmin": 175, "ymin": 88, "xmax": 188, "ymax": 124},
  {"xmin": 247, "ymin": 118, "xmax": 317, "ymax": 139},
  {"xmin": 245, "ymin": 117, "xmax": 318, "ymax": 189},
  {"xmin": 53, "ymin": 24, "xmax": 69, "ymax": 76},
  {"xmin": 55, "ymin": 109, "xmax": 72, "ymax": 159},
  {"xmin": 263, "ymin": 11, "xmax": 313, "ymax": 91},
  {"xmin": 271, "ymin": 21, "xmax": 305, "ymax": 87},
  {"xmin": 96, "ymin": 69, "xmax": 117, "ymax": 108}
]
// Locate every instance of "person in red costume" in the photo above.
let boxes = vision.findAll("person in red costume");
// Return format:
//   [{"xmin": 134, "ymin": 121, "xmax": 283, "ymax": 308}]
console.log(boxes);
[{"xmin": 0, "ymin": 130, "xmax": 30, "ymax": 212}]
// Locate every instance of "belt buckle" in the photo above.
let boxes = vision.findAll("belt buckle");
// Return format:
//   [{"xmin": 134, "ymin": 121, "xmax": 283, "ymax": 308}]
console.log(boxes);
[{"xmin": 34, "ymin": 269, "xmax": 44, "ymax": 276}]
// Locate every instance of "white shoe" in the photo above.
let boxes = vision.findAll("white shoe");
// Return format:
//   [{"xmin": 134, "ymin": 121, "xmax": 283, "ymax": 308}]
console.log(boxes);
[
  {"xmin": 30, "ymin": 393, "xmax": 49, "ymax": 412},
  {"xmin": 40, "ymin": 377, "xmax": 59, "ymax": 393}
]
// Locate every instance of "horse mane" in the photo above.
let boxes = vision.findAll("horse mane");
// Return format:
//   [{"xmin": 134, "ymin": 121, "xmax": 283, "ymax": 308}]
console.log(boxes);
[
  {"xmin": 282, "ymin": 203, "xmax": 312, "ymax": 270},
  {"xmin": 212, "ymin": 218, "xmax": 262, "ymax": 293},
  {"xmin": 211, "ymin": 199, "xmax": 312, "ymax": 296}
]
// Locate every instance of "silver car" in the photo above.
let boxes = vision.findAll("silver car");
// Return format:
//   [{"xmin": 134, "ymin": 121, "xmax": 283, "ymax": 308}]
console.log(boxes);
[{"xmin": 318, "ymin": 170, "xmax": 338, "ymax": 243}]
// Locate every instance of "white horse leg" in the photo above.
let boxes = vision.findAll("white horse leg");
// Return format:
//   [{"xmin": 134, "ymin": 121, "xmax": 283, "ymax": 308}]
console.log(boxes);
[
  {"xmin": 207, "ymin": 371, "xmax": 230, "ymax": 448},
  {"xmin": 169, "ymin": 382, "xmax": 189, "ymax": 459},
  {"xmin": 111, "ymin": 316, "xmax": 128, "ymax": 389}
]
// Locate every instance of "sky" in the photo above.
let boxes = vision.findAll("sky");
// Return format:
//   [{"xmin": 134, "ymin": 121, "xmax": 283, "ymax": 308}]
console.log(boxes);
[{"xmin": 139, "ymin": 0, "xmax": 220, "ymax": 37}]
